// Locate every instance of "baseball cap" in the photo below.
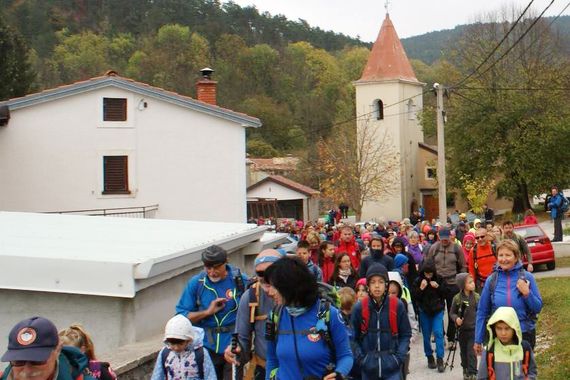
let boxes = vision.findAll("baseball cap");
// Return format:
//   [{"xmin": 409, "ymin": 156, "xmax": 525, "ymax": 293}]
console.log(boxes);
[
  {"xmin": 1, "ymin": 316, "xmax": 58, "ymax": 362},
  {"xmin": 438, "ymin": 228, "xmax": 451, "ymax": 239}
]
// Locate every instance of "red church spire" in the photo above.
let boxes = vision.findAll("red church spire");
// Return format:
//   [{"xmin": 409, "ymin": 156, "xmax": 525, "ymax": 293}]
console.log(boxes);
[{"xmin": 359, "ymin": 14, "xmax": 418, "ymax": 82}]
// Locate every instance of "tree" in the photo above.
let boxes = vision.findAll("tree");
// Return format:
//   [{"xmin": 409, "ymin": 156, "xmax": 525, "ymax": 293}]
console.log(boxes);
[
  {"xmin": 0, "ymin": 15, "xmax": 35, "ymax": 100},
  {"xmin": 459, "ymin": 173, "xmax": 496, "ymax": 214},
  {"xmin": 443, "ymin": 8, "xmax": 570, "ymax": 212},
  {"xmin": 318, "ymin": 117, "xmax": 400, "ymax": 221}
]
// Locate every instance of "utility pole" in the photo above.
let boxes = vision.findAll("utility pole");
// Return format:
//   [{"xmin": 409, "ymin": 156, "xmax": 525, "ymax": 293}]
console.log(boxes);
[{"xmin": 434, "ymin": 83, "xmax": 447, "ymax": 223}]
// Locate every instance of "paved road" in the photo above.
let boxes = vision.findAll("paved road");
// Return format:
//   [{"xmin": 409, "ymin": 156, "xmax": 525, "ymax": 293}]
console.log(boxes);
[{"xmin": 407, "ymin": 334, "xmax": 469, "ymax": 379}]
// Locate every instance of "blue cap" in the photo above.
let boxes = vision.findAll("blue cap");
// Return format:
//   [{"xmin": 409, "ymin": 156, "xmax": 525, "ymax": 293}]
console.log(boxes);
[{"xmin": 1, "ymin": 316, "xmax": 58, "ymax": 362}]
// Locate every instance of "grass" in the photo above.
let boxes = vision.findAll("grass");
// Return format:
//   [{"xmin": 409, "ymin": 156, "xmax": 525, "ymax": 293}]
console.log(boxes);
[{"xmin": 535, "ymin": 277, "xmax": 570, "ymax": 379}]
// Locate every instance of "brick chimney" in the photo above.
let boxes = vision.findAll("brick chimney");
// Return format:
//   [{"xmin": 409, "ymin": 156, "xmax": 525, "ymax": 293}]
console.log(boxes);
[{"xmin": 196, "ymin": 67, "xmax": 217, "ymax": 105}]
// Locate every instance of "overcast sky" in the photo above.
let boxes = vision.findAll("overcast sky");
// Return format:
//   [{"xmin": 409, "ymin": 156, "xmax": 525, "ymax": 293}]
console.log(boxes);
[{"xmin": 225, "ymin": 0, "xmax": 570, "ymax": 41}]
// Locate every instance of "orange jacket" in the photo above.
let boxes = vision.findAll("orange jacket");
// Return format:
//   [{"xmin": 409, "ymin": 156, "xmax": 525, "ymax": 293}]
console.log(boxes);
[{"xmin": 468, "ymin": 243, "xmax": 496, "ymax": 282}]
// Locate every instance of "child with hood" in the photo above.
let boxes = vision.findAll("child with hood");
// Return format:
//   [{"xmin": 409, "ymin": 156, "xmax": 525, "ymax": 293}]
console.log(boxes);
[
  {"xmin": 450, "ymin": 273, "xmax": 479, "ymax": 380},
  {"xmin": 477, "ymin": 307, "xmax": 537, "ymax": 380},
  {"xmin": 462, "ymin": 233, "xmax": 476, "ymax": 265},
  {"xmin": 413, "ymin": 258, "xmax": 446, "ymax": 372},
  {"xmin": 393, "ymin": 254, "xmax": 410, "ymax": 288},
  {"xmin": 151, "ymin": 315, "xmax": 216, "ymax": 380}
]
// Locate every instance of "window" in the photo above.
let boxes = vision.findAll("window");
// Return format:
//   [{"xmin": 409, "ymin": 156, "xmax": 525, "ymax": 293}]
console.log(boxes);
[
  {"xmin": 426, "ymin": 167, "xmax": 436, "ymax": 180},
  {"xmin": 407, "ymin": 99, "xmax": 416, "ymax": 120},
  {"xmin": 103, "ymin": 98, "xmax": 127, "ymax": 121},
  {"xmin": 374, "ymin": 99, "xmax": 384, "ymax": 120},
  {"xmin": 103, "ymin": 156, "xmax": 130, "ymax": 194}
]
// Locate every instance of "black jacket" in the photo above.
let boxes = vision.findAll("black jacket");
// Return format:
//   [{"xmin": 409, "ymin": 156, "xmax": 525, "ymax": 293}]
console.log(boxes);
[{"xmin": 412, "ymin": 271, "xmax": 446, "ymax": 316}]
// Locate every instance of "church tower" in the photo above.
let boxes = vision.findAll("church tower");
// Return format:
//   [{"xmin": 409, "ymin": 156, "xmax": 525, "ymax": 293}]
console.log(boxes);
[{"xmin": 354, "ymin": 13, "xmax": 424, "ymax": 221}]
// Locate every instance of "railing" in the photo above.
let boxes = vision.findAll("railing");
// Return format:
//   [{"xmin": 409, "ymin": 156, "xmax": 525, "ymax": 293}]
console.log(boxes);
[{"xmin": 45, "ymin": 204, "xmax": 159, "ymax": 219}]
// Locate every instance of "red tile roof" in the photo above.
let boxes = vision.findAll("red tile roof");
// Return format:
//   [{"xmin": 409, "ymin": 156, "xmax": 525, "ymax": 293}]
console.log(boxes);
[
  {"xmin": 247, "ymin": 175, "xmax": 320, "ymax": 196},
  {"xmin": 359, "ymin": 14, "xmax": 418, "ymax": 82}
]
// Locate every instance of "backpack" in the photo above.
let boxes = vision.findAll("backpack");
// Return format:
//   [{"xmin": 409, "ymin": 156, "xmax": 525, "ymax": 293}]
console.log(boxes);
[
  {"xmin": 560, "ymin": 194, "xmax": 569, "ymax": 213},
  {"xmin": 431, "ymin": 241, "xmax": 464, "ymax": 273},
  {"xmin": 359, "ymin": 295, "xmax": 399, "ymax": 337},
  {"xmin": 161, "ymin": 346, "xmax": 204, "ymax": 379},
  {"xmin": 487, "ymin": 268, "xmax": 537, "ymax": 322},
  {"xmin": 248, "ymin": 279, "xmax": 268, "ymax": 325},
  {"xmin": 472, "ymin": 243, "xmax": 497, "ymax": 275},
  {"xmin": 486, "ymin": 340, "xmax": 532, "ymax": 380},
  {"xmin": 266, "ymin": 295, "xmax": 337, "ymax": 372}
]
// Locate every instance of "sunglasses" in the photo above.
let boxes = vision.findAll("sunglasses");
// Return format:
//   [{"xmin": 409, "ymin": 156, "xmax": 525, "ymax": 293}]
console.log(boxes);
[
  {"xmin": 11, "ymin": 360, "xmax": 48, "ymax": 367},
  {"xmin": 255, "ymin": 270, "xmax": 265, "ymax": 278},
  {"xmin": 476, "ymin": 235, "xmax": 486, "ymax": 239}
]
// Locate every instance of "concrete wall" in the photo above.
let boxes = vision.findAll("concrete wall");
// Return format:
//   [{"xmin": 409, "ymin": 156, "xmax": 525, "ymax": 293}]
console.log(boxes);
[{"xmin": 0, "ymin": 87, "xmax": 248, "ymax": 223}]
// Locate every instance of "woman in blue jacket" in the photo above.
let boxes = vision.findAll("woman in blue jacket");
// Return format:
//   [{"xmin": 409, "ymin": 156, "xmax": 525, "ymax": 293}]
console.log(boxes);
[
  {"xmin": 474, "ymin": 239, "xmax": 542, "ymax": 354},
  {"xmin": 264, "ymin": 256, "xmax": 353, "ymax": 380}
]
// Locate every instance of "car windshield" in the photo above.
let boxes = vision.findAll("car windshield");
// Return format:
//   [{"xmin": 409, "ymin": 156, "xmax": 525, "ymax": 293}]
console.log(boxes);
[{"xmin": 515, "ymin": 226, "xmax": 543, "ymax": 239}]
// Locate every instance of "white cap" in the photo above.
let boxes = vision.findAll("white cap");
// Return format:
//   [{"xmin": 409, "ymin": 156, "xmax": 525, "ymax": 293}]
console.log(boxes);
[{"xmin": 164, "ymin": 315, "xmax": 195, "ymax": 342}]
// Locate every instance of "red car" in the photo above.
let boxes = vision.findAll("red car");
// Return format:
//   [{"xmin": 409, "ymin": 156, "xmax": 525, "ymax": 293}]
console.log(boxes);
[{"xmin": 514, "ymin": 224, "xmax": 556, "ymax": 270}]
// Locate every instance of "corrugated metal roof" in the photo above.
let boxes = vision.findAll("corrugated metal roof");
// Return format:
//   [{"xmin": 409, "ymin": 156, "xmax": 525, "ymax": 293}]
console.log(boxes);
[{"xmin": 0, "ymin": 212, "xmax": 266, "ymax": 298}]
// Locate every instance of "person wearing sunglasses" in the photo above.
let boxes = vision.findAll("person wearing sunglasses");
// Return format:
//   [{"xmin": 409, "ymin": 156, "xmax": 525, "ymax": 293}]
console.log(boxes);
[
  {"xmin": 1, "ymin": 316, "xmax": 97, "ymax": 380},
  {"xmin": 468, "ymin": 228, "xmax": 497, "ymax": 292},
  {"xmin": 176, "ymin": 245, "xmax": 248, "ymax": 380},
  {"xmin": 223, "ymin": 249, "xmax": 282, "ymax": 380}
]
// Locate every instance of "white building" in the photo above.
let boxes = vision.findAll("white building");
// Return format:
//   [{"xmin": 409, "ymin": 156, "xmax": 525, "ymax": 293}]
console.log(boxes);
[
  {"xmin": 0, "ymin": 211, "xmax": 286, "ymax": 374},
  {"xmin": 354, "ymin": 13, "xmax": 427, "ymax": 221},
  {"xmin": 0, "ymin": 71, "xmax": 261, "ymax": 223}
]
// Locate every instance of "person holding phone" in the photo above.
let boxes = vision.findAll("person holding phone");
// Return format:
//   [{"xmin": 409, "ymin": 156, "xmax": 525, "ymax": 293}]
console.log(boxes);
[{"xmin": 176, "ymin": 245, "xmax": 248, "ymax": 379}]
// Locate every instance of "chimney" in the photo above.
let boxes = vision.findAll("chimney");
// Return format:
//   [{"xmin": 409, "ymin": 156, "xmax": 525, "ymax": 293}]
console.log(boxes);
[{"xmin": 196, "ymin": 67, "xmax": 217, "ymax": 105}]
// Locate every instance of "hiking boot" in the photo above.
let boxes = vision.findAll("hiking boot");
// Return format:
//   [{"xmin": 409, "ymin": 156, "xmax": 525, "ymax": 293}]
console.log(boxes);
[
  {"xmin": 437, "ymin": 357, "xmax": 445, "ymax": 373},
  {"xmin": 427, "ymin": 355, "xmax": 436, "ymax": 369}
]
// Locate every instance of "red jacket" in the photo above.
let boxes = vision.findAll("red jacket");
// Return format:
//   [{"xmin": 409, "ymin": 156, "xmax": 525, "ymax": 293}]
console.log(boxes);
[
  {"xmin": 469, "ymin": 243, "xmax": 496, "ymax": 283},
  {"xmin": 336, "ymin": 238, "xmax": 361, "ymax": 270},
  {"xmin": 320, "ymin": 255, "xmax": 336, "ymax": 283}
]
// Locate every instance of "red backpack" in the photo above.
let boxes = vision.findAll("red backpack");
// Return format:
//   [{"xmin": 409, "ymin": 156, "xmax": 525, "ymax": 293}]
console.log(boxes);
[{"xmin": 360, "ymin": 295, "xmax": 399, "ymax": 336}]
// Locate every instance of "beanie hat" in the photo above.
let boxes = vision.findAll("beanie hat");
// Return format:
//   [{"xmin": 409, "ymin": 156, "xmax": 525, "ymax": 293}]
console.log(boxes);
[
  {"xmin": 463, "ymin": 233, "xmax": 476, "ymax": 245},
  {"xmin": 392, "ymin": 237, "xmax": 406, "ymax": 248},
  {"xmin": 356, "ymin": 278, "xmax": 367, "ymax": 289},
  {"xmin": 366, "ymin": 263, "xmax": 389, "ymax": 283},
  {"xmin": 164, "ymin": 314, "xmax": 195, "ymax": 342},
  {"xmin": 393, "ymin": 253, "xmax": 409, "ymax": 269},
  {"xmin": 362, "ymin": 232, "xmax": 371, "ymax": 241},
  {"xmin": 1, "ymin": 316, "xmax": 58, "ymax": 362},
  {"xmin": 456, "ymin": 273, "xmax": 469, "ymax": 291},
  {"xmin": 201, "ymin": 245, "xmax": 228, "ymax": 266}
]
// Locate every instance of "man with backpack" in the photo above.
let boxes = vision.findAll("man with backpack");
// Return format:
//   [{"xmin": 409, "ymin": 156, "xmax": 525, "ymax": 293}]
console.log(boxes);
[
  {"xmin": 547, "ymin": 186, "xmax": 567, "ymax": 242},
  {"xmin": 223, "ymin": 249, "xmax": 281, "ymax": 380},
  {"xmin": 176, "ymin": 245, "xmax": 248, "ymax": 380},
  {"xmin": 468, "ymin": 228, "xmax": 496, "ymax": 292},
  {"xmin": 351, "ymin": 264, "xmax": 412, "ymax": 380},
  {"xmin": 426, "ymin": 228, "xmax": 467, "ymax": 345}
]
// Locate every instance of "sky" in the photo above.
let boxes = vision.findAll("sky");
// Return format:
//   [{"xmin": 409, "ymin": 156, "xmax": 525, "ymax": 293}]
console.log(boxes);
[{"xmin": 225, "ymin": 0, "xmax": 570, "ymax": 42}]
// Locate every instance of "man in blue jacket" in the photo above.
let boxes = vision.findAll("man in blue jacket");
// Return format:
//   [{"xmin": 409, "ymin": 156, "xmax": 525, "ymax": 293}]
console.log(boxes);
[
  {"xmin": 176, "ymin": 245, "xmax": 248, "ymax": 379},
  {"xmin": 547, "ymin": 186, "xmax": 565, "ymax": 242},
  {"xmin": 351, "ymin": 264, "xmax": 412, "ymax": 380}
]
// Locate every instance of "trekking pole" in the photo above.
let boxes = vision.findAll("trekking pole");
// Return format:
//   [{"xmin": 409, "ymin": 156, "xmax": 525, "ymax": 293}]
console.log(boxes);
[
  {"xmin": 231, "ymin": 333, "xmax": 239, "ymax": 380},
  {"xmin": 444, "ymin": 327, "xmax": 460, "ymax": 371}
]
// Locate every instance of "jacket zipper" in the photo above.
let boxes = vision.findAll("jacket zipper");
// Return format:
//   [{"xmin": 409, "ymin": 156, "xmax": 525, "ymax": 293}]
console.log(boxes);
[
  {"xmin": 377, "ymin": 304, "xmax": 383, "ymax": 377},
  {"xmin": 507, "ymin": 273, "xmax": 511, "ymax": 306}
]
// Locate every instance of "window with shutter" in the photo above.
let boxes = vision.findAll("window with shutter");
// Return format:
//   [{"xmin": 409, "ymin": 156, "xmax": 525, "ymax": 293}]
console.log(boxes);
[
  {"xmin": 103, "ymin": 156, "xmax": 130, "ymax": 194},
  {"xmin": 103, "ymin": 98, "xmax": 127, "ymax": 121}
]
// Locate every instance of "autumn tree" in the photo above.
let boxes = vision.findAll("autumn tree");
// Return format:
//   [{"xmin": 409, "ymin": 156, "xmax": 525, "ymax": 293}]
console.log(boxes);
[
  {"xmin": 318, "ymin": 117, "xmax": 400, "ymax": 221},
  {"xmin": 443, "ymin": 8, "xmax": 570, "ymax": 212}
]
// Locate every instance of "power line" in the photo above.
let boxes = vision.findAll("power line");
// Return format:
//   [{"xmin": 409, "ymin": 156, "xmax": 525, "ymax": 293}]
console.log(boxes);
[
  {"xmin": 454, "ymin": 0, "xmax": 536, "ymax": 88},
  {"xmin": 469, "ymin": 0, "xmax": 555, "ymax": 82},
  {"xmin": 453, "ymin": 86, "xmax": 570, "ymax": 91}
]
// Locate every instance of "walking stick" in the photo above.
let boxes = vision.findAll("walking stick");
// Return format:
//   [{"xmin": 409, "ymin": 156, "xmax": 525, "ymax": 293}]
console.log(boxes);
[{"xmin": 231, "ymin": 333, "xmax": 239, "ymax": 380}]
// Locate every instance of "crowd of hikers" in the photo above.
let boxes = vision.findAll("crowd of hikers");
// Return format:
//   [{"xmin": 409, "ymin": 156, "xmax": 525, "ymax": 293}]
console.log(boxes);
[{"xmin": 1, "ymin": 210, "xmax": 545, "ymax": 380}]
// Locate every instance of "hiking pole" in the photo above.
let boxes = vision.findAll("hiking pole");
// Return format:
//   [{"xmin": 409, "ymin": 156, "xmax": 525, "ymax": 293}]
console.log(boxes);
[
  {"xmin": 231, "ymin": 333, "xmax": 239, "ymax": 380},
  {"xmin": 444, "ymin": 326, "xmax": 460, "ymax": 371}
]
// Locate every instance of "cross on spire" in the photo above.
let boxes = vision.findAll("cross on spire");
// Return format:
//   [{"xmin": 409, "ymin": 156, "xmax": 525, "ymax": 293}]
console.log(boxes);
[{"xmin": 385, "ymin": 0, "xmax": 391, "ymax": 15}]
